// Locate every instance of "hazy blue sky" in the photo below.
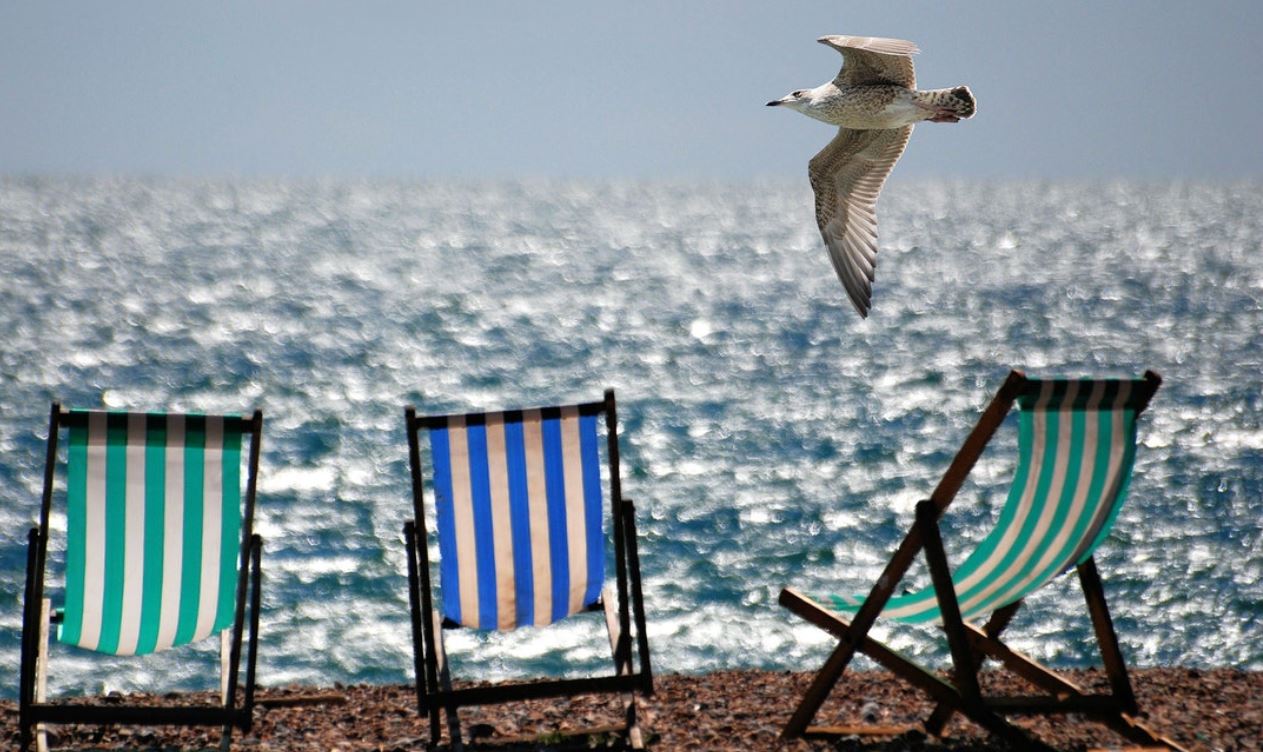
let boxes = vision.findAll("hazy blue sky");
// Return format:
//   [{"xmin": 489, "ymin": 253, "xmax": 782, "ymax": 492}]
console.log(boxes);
[{"xmin": 2, "ymin": 2, "xmax": 1260, "ymax": 179}]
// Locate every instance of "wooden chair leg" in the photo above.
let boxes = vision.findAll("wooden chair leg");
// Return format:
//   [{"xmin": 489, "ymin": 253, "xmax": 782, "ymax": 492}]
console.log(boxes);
[
  {"xmin": 962, "ymin": 620, "xmax": 1189, "ymax": 751},
  {"xmin": 219, "ymin": 630, "xmax": 233, "ymax": 752},
  {"xmin": 220, "ymin": 630, "xmax": 231, "ymax": 705},
  {"xmin": 1078, "ymin": 558, "xmax": 1138, "ymax": 714},
  {"xmin": 779, "ymin": 589, "xmax": 1056, "ymax": 751},
  {"xmin": 781, "ymin": 629, "xmax": 863, "ymax": 737},
  {"xmin": 603, "ymin": 584, "xmax": 632, "ymax": 676},
  {"xmin": 911, "ymin": 502, "xmax": 1053, "ymax": 751},
  {"xmin": 404, "ymin": 521, "xmax": 443, "ymax": 744},
  {"xmin": 35, "ymin": 598, "xmax": 50, "ymax": 752},
  {"xmin": 244, "ymin": 535, "xmax": 262, "ymax": 717},
  {"xmin": 916, "ymin": 501, "xmax": 982, "ymax": 704},
  {"xmin": 924, "ymin": 600, "xmax": 1023, "ymax": 736},
  {"xmin": 431, "ymin": 610, "xmax": 463, "ymax": 752},
  {"xmin": 20, "ymin": 528, "xmax": 40, "ymax": 752},
  {"xmin": 602, "ymin": 585, "xmax": 644, "ymax": 749},
  {"xmin": 780, "ymin": 518, "xmax": 933, "ymax": 737},
  {"xmin": 621, "ymin": 500, "xmax": 653, "ymax": 696}
]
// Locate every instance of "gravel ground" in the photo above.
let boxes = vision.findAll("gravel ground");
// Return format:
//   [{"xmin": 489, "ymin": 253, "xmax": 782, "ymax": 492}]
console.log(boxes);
[{"xmin": 3, "ymin": 668, "xmax": 1259, "ymax": 751}]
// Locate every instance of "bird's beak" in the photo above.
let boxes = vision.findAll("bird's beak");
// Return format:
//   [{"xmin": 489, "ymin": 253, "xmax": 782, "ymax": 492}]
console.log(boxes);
[{"xmin": 766, "ymin": 96, "xmax": 790, "ymax": 107}]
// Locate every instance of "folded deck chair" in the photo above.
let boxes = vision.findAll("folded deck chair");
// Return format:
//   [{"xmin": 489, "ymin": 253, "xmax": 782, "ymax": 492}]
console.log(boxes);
[
  {"xmin": 402, "ymin": 389, "xmax": 653, "ymax": 749},
  {"xmin": 779, "ymin": 371, "xmax": 1189, "ymax": 752},
  {"xmin": 19, "ymin": 404, "xmax": 264, "ymax": 752}
]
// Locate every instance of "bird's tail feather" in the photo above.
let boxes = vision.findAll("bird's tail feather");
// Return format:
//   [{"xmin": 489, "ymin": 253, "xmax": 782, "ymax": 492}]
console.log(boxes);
[{"xmin": 920, "ymin": 86, "xmax": 976, "ymax": 119}]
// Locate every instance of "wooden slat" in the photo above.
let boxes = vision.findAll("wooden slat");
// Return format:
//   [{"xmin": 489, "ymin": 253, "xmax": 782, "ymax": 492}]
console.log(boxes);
[
  {"xmin": 925, "ymin": 599, "xmax": 1023, "ymax": 734},
  {"xmin": 1078, "ymin": 558, "xmax": 1138, "ymax": 714},
  {"xmin": 255, "ymin": 693, "xmax": 348, "ymax": 708},
  {"xmin": 622, "ymin": 498, "xmax": 654, "ymax": 695},
  {"xmin": 432, "ymin": 608, "xmax": 462, "ymax": 749},
  {"xmin": 1103, "ymin": 716, "xmax": 1192, "ymax": 752},
  {"xmin": 244, "ymin": 534, "xmax": 263, "ymax": 717},
  {"xmin": 605, "ymin": 391, "xmax": 635, "ymax": 705},
  {"xmin": 927, "ymin": 370, "xmax": 1026, "ymax": 512},
  {"xmin": 601, "ymin": 584, "xmax": 645, "ymax": 750},
  {"xmin": 56, "ymin": 408, "xmax": 257, "ymax": 434},
  {"xmin": 916, "ymin": 501, "xmax": 980, "ymax": 702},
  {"xmin": 964, "ymin": 623, "xmax": 1086, "ymax": 696},
  {"xmin": 28, "ymin": 703, "xmax": 247, "ymax": 728},
  {"xmin": 220, "ymin": 630, "xmax": 232, "ymax": 705},
  {"xmin": 410, "ymin": 399, "xmax": 607, "ymax": 430},
  {"xmin": 35, "ymin": 599, "xmax": 49, "ymax": 752},
  {"xmin": 405, "ymin": 405, "xmax": 443, "ymax": 745},
  {"xmin": 602, "ymin": 585, "xmax": 624, "ymax": 674},
  {"xmin": 778, "ymin": 589, "xmax": 964, "ymax": 706}
]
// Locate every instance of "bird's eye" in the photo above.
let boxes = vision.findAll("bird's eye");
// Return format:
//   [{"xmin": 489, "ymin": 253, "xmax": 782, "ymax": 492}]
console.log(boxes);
[{"xmin": 792, "ymin": 90, "xmax": 805, "ymax": 97}]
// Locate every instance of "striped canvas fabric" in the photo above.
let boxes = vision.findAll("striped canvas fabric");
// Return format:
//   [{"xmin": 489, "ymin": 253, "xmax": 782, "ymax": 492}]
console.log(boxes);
[
  {"xmin": 58, "ymin": 411, "xmax": 244, "ymax": 656},
  {"xmin": 428, "ymin": 406, "xmax": 606, "ymax": 631},
  {"xmin": 826, "ymin": 379, "xmax": 1141, "ymax": 624}
]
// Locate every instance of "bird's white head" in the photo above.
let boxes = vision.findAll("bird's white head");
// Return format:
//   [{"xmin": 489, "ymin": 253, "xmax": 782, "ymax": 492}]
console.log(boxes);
[{"xmin": 766, "ymin": 88, "xmax": 816, "ymax": 113}]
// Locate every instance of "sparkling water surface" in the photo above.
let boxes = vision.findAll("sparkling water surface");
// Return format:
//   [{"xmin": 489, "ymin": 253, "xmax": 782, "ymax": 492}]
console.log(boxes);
[{"xmin": 1, "ymin": 177, "xmax": 1260, "ymax": 698}]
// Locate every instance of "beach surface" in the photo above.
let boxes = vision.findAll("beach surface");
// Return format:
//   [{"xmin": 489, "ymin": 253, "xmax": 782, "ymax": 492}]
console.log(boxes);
[{"xmin": 3, "ymin": 668, "xmax": 1259, "ymax": 751}]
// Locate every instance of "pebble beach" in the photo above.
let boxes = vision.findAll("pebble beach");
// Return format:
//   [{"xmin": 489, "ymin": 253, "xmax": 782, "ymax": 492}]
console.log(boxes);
[{"xmin": 5, "ymin": 667, "xmax": 1260, "ymax": 750}]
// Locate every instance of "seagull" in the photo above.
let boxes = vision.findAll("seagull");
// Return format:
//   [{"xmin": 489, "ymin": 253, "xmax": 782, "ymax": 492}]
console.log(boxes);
[{"xmin": 768, "ymin": 36, "xmax": 976, "ymax": 318}]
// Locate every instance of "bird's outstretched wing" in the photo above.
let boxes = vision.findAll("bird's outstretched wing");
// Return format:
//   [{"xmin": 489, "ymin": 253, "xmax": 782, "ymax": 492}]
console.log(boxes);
[
  {"xmin": 819, "ymin": 35, "xmax": 918, "ymax": 89},
  {"xmin": 808, "ymin": 125, "xmax": 913, "ymax": 318}
]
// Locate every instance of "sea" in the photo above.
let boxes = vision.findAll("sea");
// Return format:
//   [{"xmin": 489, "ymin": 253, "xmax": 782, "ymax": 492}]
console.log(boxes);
[{"xmin": 1, "ymin": 177, "xmax": 1260, "ymax": 699}]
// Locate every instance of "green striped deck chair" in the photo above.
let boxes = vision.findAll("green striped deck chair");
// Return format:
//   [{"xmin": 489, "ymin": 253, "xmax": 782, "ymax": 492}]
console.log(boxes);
[
  {"xmin": 19, "ymin": 404, "xmax": 264, "ymax": 752},
  {"xmin": 402, "ymin": 389, "xmax": 653, "ymax": 750},
  {"xmin": 779, "ymin": 371, "xmax": 1188, "ymax": 752}
]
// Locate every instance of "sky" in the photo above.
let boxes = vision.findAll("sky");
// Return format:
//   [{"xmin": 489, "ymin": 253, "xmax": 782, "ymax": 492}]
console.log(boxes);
[{"xmin": 2, "ymin": 1, "xmax": 1261, "ymax": 180}]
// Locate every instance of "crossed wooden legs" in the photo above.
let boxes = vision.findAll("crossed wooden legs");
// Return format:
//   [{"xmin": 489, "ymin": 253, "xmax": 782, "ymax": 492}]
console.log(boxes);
[
  {"xmin": 403, "ymin": 500, "xmax": 652, "ymax": 750},
  {"xmin": 779, "ymin": 501, "xmax": 1187, "ymax": 751}
]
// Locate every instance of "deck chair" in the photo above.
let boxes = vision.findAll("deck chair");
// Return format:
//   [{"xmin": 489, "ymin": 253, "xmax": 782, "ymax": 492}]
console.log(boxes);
[
  {"xmin": 18, "ymin": 404, "xmax": 264, "ymax": 752},
  {"xmin": 402, "ymin": 389, "xmax": 653, "ymax": 749},
  {"xmin": 779, "ymin": 370, "xmax": 1189, "ymax": 752}
]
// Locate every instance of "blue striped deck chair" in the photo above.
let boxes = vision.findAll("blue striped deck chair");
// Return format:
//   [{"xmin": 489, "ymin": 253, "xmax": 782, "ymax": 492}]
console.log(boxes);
[
  {"xmin": 402, "ymin": 389, "xmax": 653, "ymax": 749},
  {"xmin": 779, "ymin": 371, "xmax": 1188, "ymax": 752},
  {"xmin": 19, "ymin": 404, "xmax": 264, "ymax": 752}
]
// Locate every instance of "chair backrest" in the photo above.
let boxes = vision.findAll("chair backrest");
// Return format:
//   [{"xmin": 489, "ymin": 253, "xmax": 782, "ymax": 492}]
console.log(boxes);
[
  {"xmin": 54, "ymin": 410, "xmax": 258, "ymax": 656},
  {"xmin": 828, "ymin": 374, "xmax": 1158, "ymax": 624},
  {"xmin": 416, "ymin": 402, "xmax": 610, "ymax": 631}
]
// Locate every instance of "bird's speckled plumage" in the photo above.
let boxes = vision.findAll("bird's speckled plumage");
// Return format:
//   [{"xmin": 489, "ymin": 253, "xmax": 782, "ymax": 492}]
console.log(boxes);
[{"xmin": 768, "ymin": 35, "xmax": 976, "ymax": 318}]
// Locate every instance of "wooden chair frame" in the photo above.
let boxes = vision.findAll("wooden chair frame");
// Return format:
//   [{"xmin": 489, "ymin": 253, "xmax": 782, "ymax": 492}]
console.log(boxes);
[
  {"xmin": 18, "ymin": 404, "xmax": 265, "ymax": 752},
  {"xmin": 403, "ymin": 388, "xmax": 653, "ymax": 749},
  {"xmin": 779, "ymin": 370, "xmax": 1188, "ymax": 751}
]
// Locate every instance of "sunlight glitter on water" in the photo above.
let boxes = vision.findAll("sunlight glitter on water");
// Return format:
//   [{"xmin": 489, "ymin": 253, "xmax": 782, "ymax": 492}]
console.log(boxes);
[{"xmin": 1, "ymin": 177, "xmax": 1261, "ymax": 698}]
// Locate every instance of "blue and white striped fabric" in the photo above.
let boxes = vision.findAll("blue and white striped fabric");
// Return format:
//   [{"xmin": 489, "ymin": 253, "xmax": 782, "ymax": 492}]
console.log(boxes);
[{"xmin": 428, "ymin": 406, "xmax": 606, "ymax": 631}]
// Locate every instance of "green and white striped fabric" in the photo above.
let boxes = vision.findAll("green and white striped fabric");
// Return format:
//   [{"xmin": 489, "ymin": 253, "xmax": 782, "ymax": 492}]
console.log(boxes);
[
  {"xmin": 58, "ymin": 410, "xmax": 244, "ymax": 656},
  {"xmin": 825, "ymin": 378, "xmax": 1142, "ymax": 624}
]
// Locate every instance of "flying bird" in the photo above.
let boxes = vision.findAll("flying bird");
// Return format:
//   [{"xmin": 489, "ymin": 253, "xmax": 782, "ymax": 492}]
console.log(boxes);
[{"xmin": 768, "ymin": 36, "xmax": 976, "ymax": 318}]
